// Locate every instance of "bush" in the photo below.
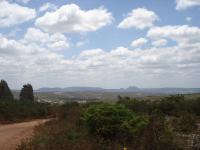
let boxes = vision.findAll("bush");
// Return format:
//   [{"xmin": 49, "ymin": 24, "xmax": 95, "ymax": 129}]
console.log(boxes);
[
  {"xmin": 56, "ymin": 102, "xmax": 80, "ymax": 119},
  {"xmin": 0, "ymin": 100, "xmax": 51, "ymax": 122},
  {"xmin": 136, "ymin": 112, "xmax": 178, "ymax": 150},
  {"xmin": 83, "ymin": 103, "xmax": 148, "ymax": 141},
  {"xmin": 117, "ymin": 95, "xmax": 200, "ymax": 116},
  {"xmin": 174, "ymin": 112, "xmax": 197, "ymax": 133},
  {"xmin": 117, "ymin": 98, "xmax": 154, "ymax": 114}
]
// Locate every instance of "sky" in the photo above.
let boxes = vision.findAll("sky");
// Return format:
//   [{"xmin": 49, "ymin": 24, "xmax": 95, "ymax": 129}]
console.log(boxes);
[{"xmin": 0, "ymin": 0, "xmax": 200, "ymax": 89}]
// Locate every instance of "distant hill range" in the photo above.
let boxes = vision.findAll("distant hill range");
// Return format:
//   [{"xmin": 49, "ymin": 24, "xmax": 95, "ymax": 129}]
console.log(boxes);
[{"xmin": 36, "ymin": 86, "xmax": 200, "ymax": 94}]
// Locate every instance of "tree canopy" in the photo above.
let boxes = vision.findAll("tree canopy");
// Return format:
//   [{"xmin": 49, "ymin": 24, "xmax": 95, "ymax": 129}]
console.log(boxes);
[
  {"xmin": 83, "ymin": 103, "xmax": 148, "ymax": 141},
  {"xmin": 0, "ymin": 80, "xmax": 14, "ymax": 100},
  {"xmin": 20, "ymin": 84, "xmax": 34, "ymax": 102}
]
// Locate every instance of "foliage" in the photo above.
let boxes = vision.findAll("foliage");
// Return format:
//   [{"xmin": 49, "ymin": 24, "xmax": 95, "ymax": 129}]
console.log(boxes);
[
  {"xmin": 0, "ymin": 100, "xmax": 51, "ymax": 123},
  {"xmin": 56, "ymin": 102, "xmax": 80, "ymax": 119},
  {"xmin": 17, "ymin": 103, "xmax": 91, "ymax": 150},
  {"xmin": 0, "ymin": 80, "xmax": 14, "ymax": 100},
  {"xmin": 14, "ymin": 93, "xmax": 200, "ymax": 150},
  {"xmin": 118, "ymin": 95, "xmax": 200, "ymax": 116},
  {"xmin": 117, "ymin": 98, "xmax": 154, "ymax": 114},
  {"xmin": 83, "ymin": 103, "xmax": 148, "ymax": 141},
  {"xmin": 20, "ymin": 84, "xmax": 34, "ymax": 101},
  {"xmin": 173, "ymin": 112, "xmax": 197, "ymax": 133},
  {"xmin": 0, "ymin": 80, "xmax": 51, "ymax": 123},
  {"xmin": 136, "ymin": 112, "xmax": 178, "ymax": 150},
  {"xmin": 17, "ymin": 102, "xmax": 181, "ymax": 150}
]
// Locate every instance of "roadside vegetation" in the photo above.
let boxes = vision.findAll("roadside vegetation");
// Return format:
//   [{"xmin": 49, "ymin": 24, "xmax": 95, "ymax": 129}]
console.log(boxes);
[
  {"xmin": 18, "ymin": 95, "xmax": 200, "ymax": 150},
  {"xmin": 0, "ymin": 80, "xmax": 51, "ymax": 123},
  {"xmin": 1, "ymin": 79, "xmax": 200, "ymax": 149}
]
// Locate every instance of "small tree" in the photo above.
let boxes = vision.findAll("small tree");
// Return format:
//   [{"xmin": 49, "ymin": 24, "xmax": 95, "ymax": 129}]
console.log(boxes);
[
  {"xmin": 20, "ymin": 84, "xmax": 34, "ymax": 102},
  {"xmin": 0, "ymin": 80, "xmax": 14, "ymax": 100}
]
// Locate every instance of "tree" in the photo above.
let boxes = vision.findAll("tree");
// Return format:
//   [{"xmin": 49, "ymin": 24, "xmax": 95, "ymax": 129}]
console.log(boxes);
[
  {"xmin": 0, "ymin": 80, "xmax": 14, "ymax": 100},
  {"xmin": 20, "ymin": 84, "xmax": 34, "ymax": 102}
]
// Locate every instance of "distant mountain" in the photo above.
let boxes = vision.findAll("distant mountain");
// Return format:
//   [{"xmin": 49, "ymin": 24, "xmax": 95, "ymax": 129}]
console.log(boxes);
[
  {"xmin": 36, "ymin": 86, "xmax": 200, "ymax": 94},
  {"xmin": 37, "ymin": 87, "xmax": 105, "ymax": 92},
  {"xmin": 36, "ymin": 87, "xmax": 63, "ymax": 92},
  {"xmin": 63, "ymin": 87, "xmax": 104, "ymax": 92},
  {"xmin": 126, "ymin": 86, "xmax": 141, "ymax": 92}
]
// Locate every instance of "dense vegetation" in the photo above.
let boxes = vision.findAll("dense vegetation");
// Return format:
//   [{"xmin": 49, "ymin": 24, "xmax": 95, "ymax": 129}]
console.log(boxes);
[
  {"xmin": 18, "ymin": 94, "xmax": 200, "ymax": 150},
  {"xmin": 0, "ymin": 80, "xmax": 14, "ymax": 100},
  {"xmin": 117, "ymin": 95, "xmax": 200, "ymax": 116},
  {"xmin": 83, "ymin": 103, "xmax": 148, "ymax": 141},
  {"xmin": 20, "ymin": 84, "xmax": 34, "ymax": 102},
  {"xmin": 0, "ymin": 100, "xmax": 51, "ymax": 123},
  {"xmin": 0, "ymin": 80, "xmax": 51, "ymax": 123}
]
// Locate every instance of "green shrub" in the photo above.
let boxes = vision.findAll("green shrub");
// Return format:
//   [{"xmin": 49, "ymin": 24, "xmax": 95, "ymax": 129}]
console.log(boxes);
[
  {"xmin": 83, "ymin": 103, "xmax": 148, "ymax": 141},
  {"xmin": 117, "ymin": 98, "xmax": 154, "ymax": 114}
]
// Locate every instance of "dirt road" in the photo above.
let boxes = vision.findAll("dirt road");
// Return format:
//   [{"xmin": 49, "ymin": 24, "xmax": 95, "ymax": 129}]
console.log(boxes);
[{"xmin": 0, "ymin": 119, "xmax": 48, "ymax": 150}]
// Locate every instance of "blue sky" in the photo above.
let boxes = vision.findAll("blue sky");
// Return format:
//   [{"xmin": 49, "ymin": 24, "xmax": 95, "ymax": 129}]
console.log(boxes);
[{"xmin": 0, "ymin": 0, "xmax": 200, "ymax": 89}]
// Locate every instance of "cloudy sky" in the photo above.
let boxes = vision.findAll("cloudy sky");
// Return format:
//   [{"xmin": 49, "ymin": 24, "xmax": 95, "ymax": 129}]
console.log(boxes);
[{"xmin": 0, "ymin": 0, "xmax": 200, "ymax": 89}]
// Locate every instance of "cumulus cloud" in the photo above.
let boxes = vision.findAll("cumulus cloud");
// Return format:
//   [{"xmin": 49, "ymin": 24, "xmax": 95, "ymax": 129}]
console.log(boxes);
[
  {"xmin": 0, "ymin": 0, "xmax": 36, "ymax": 27},
  {"xmin": 131, "ymin": 38, "xmax": 148, "ymax": 47},
  {"xmin": 35, "ymin": 4, "xmax": 113, "ymax": 33},
  {"xmin": 176, "ymin": 0, "xmax": 200, "ymax": 10},
  {"xmin": 0, "ymin": 34, "xmax": 68, "ymax": 75},
  {"xmin": 152, "ymin": 39, "xmax": 167, "ymax": 47},
  {"xmin": 1, "ymin": 24, "xmax": 200, "ymax": 88},
  {"xmin": 24, "ymin": 28, "xmax": 69, "ymax": 50},
  {"xmin": 39, "ymin": 2, "xmax": 57, "ymax": 12},
  {"xmin": 0, "ymin": 35, "xmax": 25, "ymax": 55},
  {"xmin": 147, "ymin": 25, "xmax": 200, "ymax": 44},
  {"xmin": 1, "ymin": 8, "xmax": 200, "ymax": 89},
  {"xmin": 118, "ymin": 8, "xmax": 158, "ymax": 30}
]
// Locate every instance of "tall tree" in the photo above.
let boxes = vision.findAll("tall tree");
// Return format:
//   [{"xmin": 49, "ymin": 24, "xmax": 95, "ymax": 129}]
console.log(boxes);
[
  {"xmin": 0, "ymin": 80, "xmax": 14, "ymax": 100},
  {"xmin": 20, "ymin": 84, "xmax": 34, "ymax": 102}
]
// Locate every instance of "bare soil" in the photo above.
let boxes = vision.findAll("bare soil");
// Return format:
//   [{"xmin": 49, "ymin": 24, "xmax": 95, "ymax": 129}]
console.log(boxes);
[{"xmin": 0, "ymin": 119, "xmax": 48, "ymax": 150}]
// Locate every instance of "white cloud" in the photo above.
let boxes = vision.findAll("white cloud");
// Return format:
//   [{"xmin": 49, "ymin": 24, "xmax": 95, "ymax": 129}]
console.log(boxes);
[
  {"xmin": 176, "ymin": 0, "xmax": 200, "ymax": 10},
  {"xmin": 48, "ymin": 33, "xmax": 69, "ymax": 50},
  {"xmin": 1, "ymin": 25, "xmax": 200, "ymax": 88},
  {"xmin": 35, "ymin": 4, "xmax": 113, "ymax": 33},
  {"xmin": 39, "ymin": 2, "xmax": 57, "ymax": 12},
  {"xmin": 24, "ymin": 28, "xmax": 49, "ymax": 44},
  {"xmin": 152, "ymin": 39, "xmax": 167, "ymax": 47},
  {"xmin": 0, "ymin": 0, "xmax": 36, "ymax": 27},
  {"xmin": 0, "ymin": 35, "xmax": 25, "ymax": 55},
  {"xmin": 24, "ymin": 28, "xmax": 69, "ymax": 50},
  {"xmin": 131, "ymin": 38, "xmax": 148, "ymax": 47},
  {"xmin": 147, "ymin": 25, "xmax": 200, "ymax": 45},
  {"xmin": 118, "ymin": 8, "xmax": 159, "ymax": 30}
]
